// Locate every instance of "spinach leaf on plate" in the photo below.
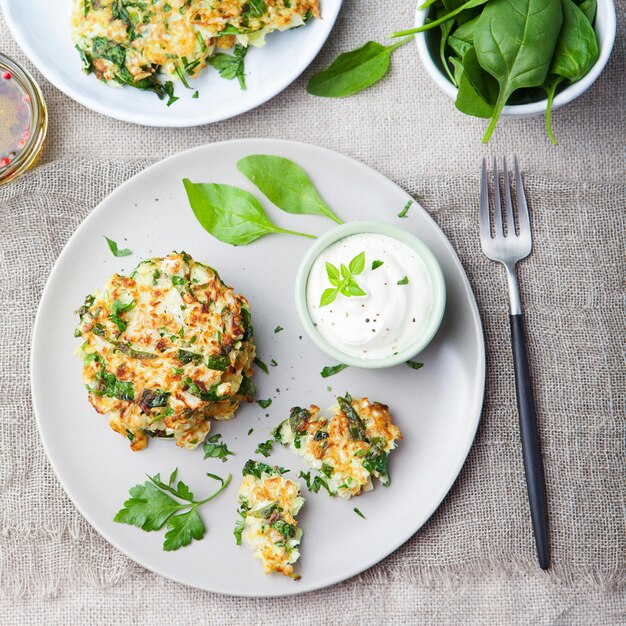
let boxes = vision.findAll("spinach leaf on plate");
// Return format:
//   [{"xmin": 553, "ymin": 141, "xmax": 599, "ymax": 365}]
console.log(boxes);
[
  {"xmin": 237, "ymin": 155, "xmax": 342, "ymax": 224},
  {"xmin": 183, "ymin": 179, "xmax": 315, "ymax": 246}
]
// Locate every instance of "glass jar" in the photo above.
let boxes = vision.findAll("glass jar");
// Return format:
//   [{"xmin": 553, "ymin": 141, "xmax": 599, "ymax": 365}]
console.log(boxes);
[{"xmin": 0, "ymin": 53, "xmax": 47, "ymax": 185}]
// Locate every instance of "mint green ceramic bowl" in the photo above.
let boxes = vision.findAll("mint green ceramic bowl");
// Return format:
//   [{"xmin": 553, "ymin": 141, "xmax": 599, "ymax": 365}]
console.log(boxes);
[{"xmin": 295, "ymin": 221, "xmax": 446, "ymax": 369}]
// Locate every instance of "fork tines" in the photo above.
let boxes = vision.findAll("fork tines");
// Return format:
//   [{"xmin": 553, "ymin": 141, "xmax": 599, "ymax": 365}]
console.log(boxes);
[{"xmin": 480, "ymin": 156, "xmax": 532, "ymax": 261}]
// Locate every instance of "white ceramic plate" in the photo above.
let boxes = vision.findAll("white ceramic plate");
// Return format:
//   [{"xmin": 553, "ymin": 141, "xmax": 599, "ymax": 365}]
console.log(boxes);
[
  {"xmin": 31, "ymin": 139, "xmax": 485, "ymax": 596},
  {"xmin": 1, "ymin": 1, "xmax": 341, "ymax": 127}
]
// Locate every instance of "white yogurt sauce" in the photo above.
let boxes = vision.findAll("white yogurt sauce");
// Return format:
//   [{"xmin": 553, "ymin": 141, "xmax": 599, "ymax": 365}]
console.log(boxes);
[{"xmin": 306, "ymin": 233, "xmax": 433, "ymax": 360}]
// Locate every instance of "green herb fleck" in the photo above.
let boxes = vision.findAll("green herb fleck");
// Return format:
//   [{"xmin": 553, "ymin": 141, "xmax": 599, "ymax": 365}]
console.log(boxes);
[
  {"xmin": 257, "ymin": 398, "xmax": 272, "ymax": 409},
  {"xmin": 242, "ymin": 459, "xmax": 288, "ymax": 479},
  {"xmin": 372, "ymin": 260, "xmax": 384, "ymax": 270},
  {"xmin": 398, "ymin": 199, "xmax": 413, "ymax": 218},
  {"xmin": 203, "ymin": 434, "xmax": 235, "ymax": 463},
  {"xmin": 397, "ymin": 276, "xmax": 409, "ymax": 285},
  {"xmin": 406, "ymin": 360, "xmax": 423, "ymax": 370},
  {"xmin": 353, "ymin": 507, "xmax": 366, "ymax": 519},
  {"xmin": 255, "ymin": 440, "xmax": 274, "ymax": 458},
  {"xmin": 254, "ymin": 357, "xmax": 269, "ymax": 374},
  {"xmin": 321, "ymin": 363, "xmax": 348, "ymax": 378},
  {"xmin": 233, "ymin": 518, "xmax": 245, "ymax": 545},
  {"xmin": 104, "ymin": 236, "xmax": 132, "ymax": 257},
  {"xmin": 274, "ymin": 325, "xmax": 284, "ymax": 333}
]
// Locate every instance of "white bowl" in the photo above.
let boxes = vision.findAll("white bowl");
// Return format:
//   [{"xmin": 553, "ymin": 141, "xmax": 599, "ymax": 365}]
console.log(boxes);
[{"xmin": 415, "ymin": 0, "xmax": 616, "ymax": 117}]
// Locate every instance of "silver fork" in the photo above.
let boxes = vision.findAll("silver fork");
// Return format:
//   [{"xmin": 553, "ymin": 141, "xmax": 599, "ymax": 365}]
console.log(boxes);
[{"xmin": 480, "ymin": 156, "xmax": 549, "ymax": 570}]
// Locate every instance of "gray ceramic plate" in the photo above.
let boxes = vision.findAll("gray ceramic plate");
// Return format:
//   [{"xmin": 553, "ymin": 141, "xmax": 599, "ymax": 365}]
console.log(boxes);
[{"xmin": 31, "ymin": 139, "xmax": 485, "ymax": 596}]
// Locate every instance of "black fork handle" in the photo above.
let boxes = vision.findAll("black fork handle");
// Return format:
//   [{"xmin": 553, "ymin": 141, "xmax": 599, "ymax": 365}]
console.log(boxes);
[{"xmin": 509, "ymin": 313, "xmax": 550, "ymax": 569}]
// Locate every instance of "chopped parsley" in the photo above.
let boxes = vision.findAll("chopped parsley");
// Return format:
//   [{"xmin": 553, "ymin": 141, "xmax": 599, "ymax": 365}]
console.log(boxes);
[
  {"xmin": 203, "ymin": 434, "xmax": 235, "ymax": 463},
  {"xmin": 353, "ymin": 507, "xmax": 366, "ymax": 519},
  {"xmin": 320, "ymin": 363, "xmax": 348, "ymax": 378},
  {"xmin": 255, "ymin": 439, "xmax": 274, "ymax": 458},
  {"xmin": 257, "ymin": 398, "xmax": 272, "ymax": 409},
  {"xmin": 104, "ymin": 236, "xmax": 132, "ymax": 257},
  {"xmin": 299, "ymin": 470, "xmax": 332, "ymax": 495},
  {"xmin": 108, "ymin": 298, "xmax": 135, "ymax": 333},
  {"xmin": 406, "ymin": 360, "xmax": 423, "ymax": 370},
  {"xmin": 398, "ymin": 199, "xmax": 413, "ymax": 218},
  {"xmin": 242, "ymin": 459, "xmax": 288, "ymax": 479},
  {"xmin": 254, "ymin": 357, "xmax": 269, "ymax": 374},
  {"xmin": 208, "ymin": 44, "xmax": 248, "ymax": 90}
]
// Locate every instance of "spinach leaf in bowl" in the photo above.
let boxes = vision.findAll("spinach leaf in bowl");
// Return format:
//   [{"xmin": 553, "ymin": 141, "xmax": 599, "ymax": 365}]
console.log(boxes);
[
  {"xmin": 543, "ymin": 0, "xmax": 599, "ymax": 144},
  {"xmin": 473, "ymin": 0, "xmax": 563, "ymax": 143}
]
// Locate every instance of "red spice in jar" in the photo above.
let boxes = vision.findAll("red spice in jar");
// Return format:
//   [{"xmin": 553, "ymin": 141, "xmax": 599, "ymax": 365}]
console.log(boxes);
[{"xmin": 0, "ymin": 70, "xmax": 31, "ymax": 169}]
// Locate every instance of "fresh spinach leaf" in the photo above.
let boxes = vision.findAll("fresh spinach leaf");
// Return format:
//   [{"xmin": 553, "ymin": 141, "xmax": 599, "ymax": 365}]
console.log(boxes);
[
  {"xmin": 577, "ymin": 0, "xmax": 596, "ymax": 22},
  {"xmin": 438, "ymin": 10, "xmax": 457, "ymax": 84},
  {"xmin": 307, "ymin": 38, "xmax": 413, "ymax": 98},
  {"xmin": 391, "ymin": 0, "xmax": 488, "ymax": 38},
  {"xmin": 183, "ymin": 180, "xmax": 315, "ymax": 246},
  {"xmin": 236, "ymin": 155, "xmax": 343, "ymax": 224},
  {"xmin": 454, "ymin": 46, "xmax": 498, "ymax": 118},
  {"xmin": 543, "ymin": 0, "xmax": 598, "ymax": 144},
  {"xmin": 474, "ymin": 0, "xmax": 563, "ymax": 142}
]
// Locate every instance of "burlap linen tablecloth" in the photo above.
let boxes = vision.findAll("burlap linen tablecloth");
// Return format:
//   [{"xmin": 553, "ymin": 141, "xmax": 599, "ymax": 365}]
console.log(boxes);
[
  {"xmin": 0, "ymin": 158, "xmax": 624, "ymax": 625},
  {"xmin": 0, "ymin": 0, "xmax": 625, "ymax": 623}
]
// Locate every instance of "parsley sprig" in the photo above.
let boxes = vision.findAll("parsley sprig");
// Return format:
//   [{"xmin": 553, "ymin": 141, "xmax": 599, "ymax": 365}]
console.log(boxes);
[
  {"xmin": 320, "ymin": 251, "xmax": 367, "ymax": 307},
  {"xmin": 114, "ymin": 469, "xmax": 231, "ymax": 551},
  {"xmin": 208, "ymin": 44, "xmax": 248, "ymax": 89}
]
